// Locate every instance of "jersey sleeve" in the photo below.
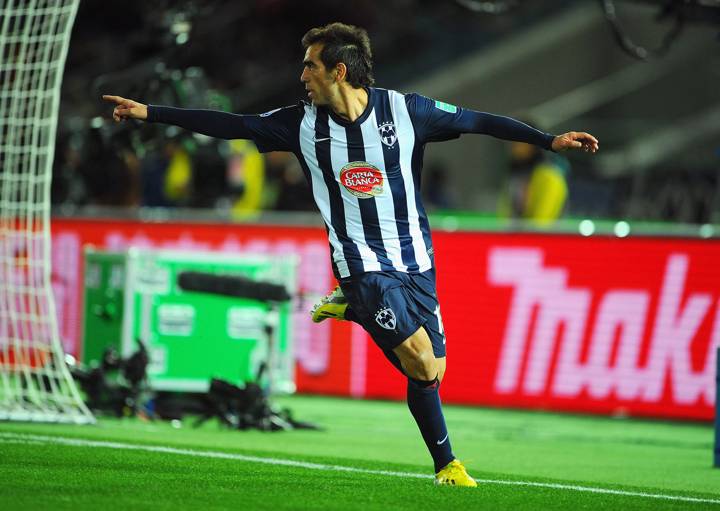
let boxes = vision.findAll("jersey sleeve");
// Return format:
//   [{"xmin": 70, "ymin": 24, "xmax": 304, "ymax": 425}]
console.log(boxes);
[
  {"xmin": 147, "ymin": 103, "xmax": 303, "ymax": 153},
  {"xmin": 405, "ymin": 93, "xmax": 555, "ymax": 150}
]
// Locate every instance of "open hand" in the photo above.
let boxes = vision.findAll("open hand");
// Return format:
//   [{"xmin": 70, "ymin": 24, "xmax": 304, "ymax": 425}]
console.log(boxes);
[
  {"xmin": 102, "ymin": 95, "xmax": 148, "ymax": 122},
  {"xmin": 552, "ymin": 132, "xmax": 599, "ymax": 153}
]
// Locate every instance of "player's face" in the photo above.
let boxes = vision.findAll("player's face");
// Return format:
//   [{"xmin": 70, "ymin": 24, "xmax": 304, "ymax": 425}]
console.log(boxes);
[{"xmin": 300, "ymin": 43, "xmax": 337, "ymax": 106}]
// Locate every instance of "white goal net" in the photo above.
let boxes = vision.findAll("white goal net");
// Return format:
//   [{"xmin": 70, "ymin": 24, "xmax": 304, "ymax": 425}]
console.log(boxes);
[{"xmin": 0, "ymin": 0, "xmax": 93, "ymax": 423}]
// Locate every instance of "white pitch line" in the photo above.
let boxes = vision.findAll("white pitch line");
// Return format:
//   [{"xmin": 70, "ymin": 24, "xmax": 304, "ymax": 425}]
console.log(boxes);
[{"xmin": 1, "ymin": 431, "xmax": 719, "ymax": 506}]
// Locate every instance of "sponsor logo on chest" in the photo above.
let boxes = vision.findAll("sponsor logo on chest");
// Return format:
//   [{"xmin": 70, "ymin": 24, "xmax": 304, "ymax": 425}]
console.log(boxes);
[{"xmin": 340, "ymin": 161, "xmax": 384, "ymax": 198}]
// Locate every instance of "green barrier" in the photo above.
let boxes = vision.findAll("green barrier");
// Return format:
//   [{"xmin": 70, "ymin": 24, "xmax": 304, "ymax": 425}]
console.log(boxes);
[
  {"xmin": 82, "ymin": 249, "xmax": 126, "ymax": 368},
  {"xmin": 82, "ymin": 248, "xmax": 297, "ymax": 394}
]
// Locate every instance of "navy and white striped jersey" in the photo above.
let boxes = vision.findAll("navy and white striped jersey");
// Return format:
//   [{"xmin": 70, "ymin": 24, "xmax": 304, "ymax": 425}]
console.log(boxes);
[{"xmin": 148, "ymin": 87, "xmax": 554, "ymax": 278}]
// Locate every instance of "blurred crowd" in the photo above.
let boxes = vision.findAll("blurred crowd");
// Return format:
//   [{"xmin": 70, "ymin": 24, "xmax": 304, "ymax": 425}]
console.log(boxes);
[
  {"xmin": 52, "ymin": 116, "xmax": 318, "ymax": 215},
  {"xmin": 52, "ymin": 0, "xmax": 483, "ymax": 215},
  {"xmin": 50, "ymin": 0, "xmax": 719, "ymax": 224}
]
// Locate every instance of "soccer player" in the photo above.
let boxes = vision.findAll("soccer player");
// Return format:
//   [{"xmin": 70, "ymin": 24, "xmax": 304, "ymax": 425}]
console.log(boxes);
[{"xmin": 104, "ymin": 22, "xmax": 598, "ymax": 487}]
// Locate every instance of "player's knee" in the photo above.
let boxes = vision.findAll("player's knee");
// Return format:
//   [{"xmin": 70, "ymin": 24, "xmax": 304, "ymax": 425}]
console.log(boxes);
[
  {"xmin": 393, "ymin": 327, "xmax": 437, "ymax": 380},
  {"xmin": 401, "ymin": 349, "xmax": 437, "ymax": 381}
]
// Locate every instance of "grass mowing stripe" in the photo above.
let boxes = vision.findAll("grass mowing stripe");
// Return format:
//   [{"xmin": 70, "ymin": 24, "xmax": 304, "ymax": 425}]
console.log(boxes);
[
  {"xmin": 472, "ymin": 479, "xmax": 720, "ymax": 505},
  {"xmin": 2, "ymin": 431, "xmax": 718, "ymax": 506},
  {"xmin": 0, "ymin": 432, "xmax": 429, "ymax": 479}
]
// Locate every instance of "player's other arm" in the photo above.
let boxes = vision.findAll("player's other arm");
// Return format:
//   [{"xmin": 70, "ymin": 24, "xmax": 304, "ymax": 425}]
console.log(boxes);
[
  {"xmin": 466, "ymin": 111, "xmax": 599, "ymax": 153},
  {"xmin": 406, "ymin": 94, "xmax": 598, "ymax": 153},
  {"xmin": 102, "ymin": 94, "xmax": 256, "ymax": 140}
]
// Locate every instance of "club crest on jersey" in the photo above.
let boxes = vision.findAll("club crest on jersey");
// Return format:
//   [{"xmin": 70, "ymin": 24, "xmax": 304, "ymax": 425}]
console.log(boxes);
[
  {"xmin": 340, "ymin": 161, "xmax": 384, "ymax": 198},
  {"xmin": 378, "ymin": 122, "xmax": 397, "ymax": 147},
  {"xmin": 375, "ymin": 307, "xmax": 397, "ymax": 330}
]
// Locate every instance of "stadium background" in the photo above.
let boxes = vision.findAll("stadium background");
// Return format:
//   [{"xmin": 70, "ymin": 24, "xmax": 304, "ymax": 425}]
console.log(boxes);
[
  {"xmin": 47, "ymin": 0, "xmax": 720, "ymax": 422},
  {"xmin": 3, "ymin": 1, "xmax": 720, "ymax": 509}
]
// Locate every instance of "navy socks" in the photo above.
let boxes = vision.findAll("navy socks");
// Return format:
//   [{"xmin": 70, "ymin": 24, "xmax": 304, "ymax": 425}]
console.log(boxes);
[
  {"xmin": 348, "ymin": 309, "xmax": 453, "ymax": 472},
  {"xmin": 407, "ymin": 376, "xmax": 454, "ymax": 473}
]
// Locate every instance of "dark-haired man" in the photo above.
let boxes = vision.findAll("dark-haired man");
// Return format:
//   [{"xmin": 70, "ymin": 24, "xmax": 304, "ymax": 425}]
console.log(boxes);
[{"xmin": 104, "ymin": 21, "xmax": 598, "ymax": 487}]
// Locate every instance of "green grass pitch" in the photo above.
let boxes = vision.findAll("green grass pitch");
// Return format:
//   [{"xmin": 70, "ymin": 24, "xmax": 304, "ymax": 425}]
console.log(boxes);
[{"xmin": 1, "ymin": 395, "xmax": 718, "ymax": 510}]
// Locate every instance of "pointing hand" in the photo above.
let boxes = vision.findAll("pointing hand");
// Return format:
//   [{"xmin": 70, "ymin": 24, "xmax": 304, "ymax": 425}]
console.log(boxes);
[{"xmin": 102, "ymin": 95, "xmax": 148, "ymax": 122}]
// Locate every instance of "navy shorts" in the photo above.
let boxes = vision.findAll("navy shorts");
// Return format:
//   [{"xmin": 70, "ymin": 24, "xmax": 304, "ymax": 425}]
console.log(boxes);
[{"xmin": 339, "ymin": 269, "xmax": 446, "ymax": 357}]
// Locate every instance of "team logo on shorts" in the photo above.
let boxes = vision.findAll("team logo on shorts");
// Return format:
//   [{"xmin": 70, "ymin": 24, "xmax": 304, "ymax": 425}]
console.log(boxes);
[
  {"xmin": 375, "ymin": 306, "xmax": 397, "ymax": 330},
  {"xmin": 378, "ymin": 122, "xmax": 397, "ymax": 147},
  {"xmin": 340, "ymin": 161, "xmax": 384, "ymax": 198}
]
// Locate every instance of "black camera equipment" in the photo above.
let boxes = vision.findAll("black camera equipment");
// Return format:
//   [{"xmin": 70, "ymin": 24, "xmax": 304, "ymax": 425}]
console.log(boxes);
[
  {"xmin": 176, "ymin": 270, "xmax": 319, "ymax": 432},
  {"xmin": 69, "ymin": 341, "xmax": 149, "ymax": 417},
  {"xmin": 193, "ymin": 375, "xmax": 319, "ymax": 432}
]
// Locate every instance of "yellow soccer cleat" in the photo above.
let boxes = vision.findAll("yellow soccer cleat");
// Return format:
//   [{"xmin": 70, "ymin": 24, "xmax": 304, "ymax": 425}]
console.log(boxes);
[
  {"xmin": 434, "ymin": 460, "xmax": 478, "ymax": 487},
  {"xmin": 310, "ymin": 286, "xmax": 348, "ymax": 323}
]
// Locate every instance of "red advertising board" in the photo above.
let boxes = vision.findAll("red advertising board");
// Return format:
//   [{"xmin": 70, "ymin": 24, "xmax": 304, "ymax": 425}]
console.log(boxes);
[
  {"xmin": 49, "ymin": 218, "xmax": 719, "ymax": 420},
  {"xmin": 432, "ymin": 232, "xmax": 719, "ymax": 421}
]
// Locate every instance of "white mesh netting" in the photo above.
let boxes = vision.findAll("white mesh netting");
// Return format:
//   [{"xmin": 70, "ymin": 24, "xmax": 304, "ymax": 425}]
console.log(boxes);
[{"xmin": 0, "ymin": 0, "xmax": 93, "ymax": 423}]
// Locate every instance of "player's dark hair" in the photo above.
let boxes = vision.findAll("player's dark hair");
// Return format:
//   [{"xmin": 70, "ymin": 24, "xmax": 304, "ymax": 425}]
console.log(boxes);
[{"xmin": 302, "ymin": 22, "xmax": 374, "ymax": 88}]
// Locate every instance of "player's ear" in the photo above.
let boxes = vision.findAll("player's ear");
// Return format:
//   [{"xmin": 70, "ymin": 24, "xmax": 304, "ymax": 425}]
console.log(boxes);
[{"xmin": 335, "ymin": 63, "xmax": 347, "ymax": 83}]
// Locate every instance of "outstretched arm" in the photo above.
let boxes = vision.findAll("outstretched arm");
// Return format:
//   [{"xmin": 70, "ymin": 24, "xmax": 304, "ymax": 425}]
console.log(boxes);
[
  {"xmin": 102, "ymin": 95, "xmax": 300, "ymax": 152},
  {"xmin": 406, "ymin": 94, "xmax": 599, "ymax": 153},
  {"xmin": 465, "ymin": 111, "xmax": 598, "ymax": 153},
  {"xmin": 102, "ymin": 94, "xmax": 256, "ymax": 140}
]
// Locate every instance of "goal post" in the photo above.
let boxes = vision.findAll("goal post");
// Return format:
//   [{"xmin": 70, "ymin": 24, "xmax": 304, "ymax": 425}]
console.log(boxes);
[{"xmin": 0, "ymin": 0, "xmax": 93, "ymax": 423}]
